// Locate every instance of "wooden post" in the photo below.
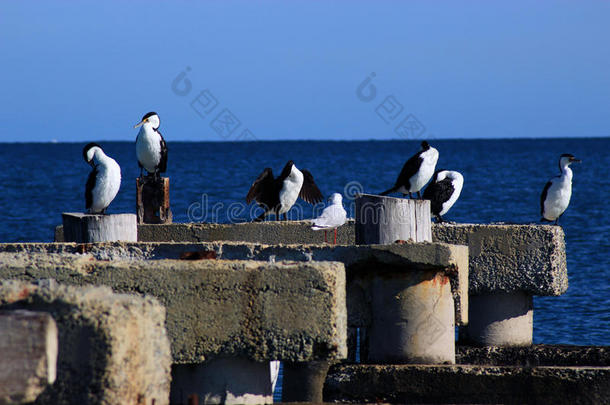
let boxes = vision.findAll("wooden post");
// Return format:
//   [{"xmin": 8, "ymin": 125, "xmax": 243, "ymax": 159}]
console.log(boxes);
[
  {"xmin": 0, "ymin": 310, "xmax": 58, "ymax": 403},
  {"xmin": 355, "ymin": 193, "xmax": 432, "ymax": 244},
  {"xmin": 62, "ymin": 213, "xmax": 137, "ymax": 243},
  {"xmin": 136, "ymin": 177, "xmax": 172, "ymax": 224}
]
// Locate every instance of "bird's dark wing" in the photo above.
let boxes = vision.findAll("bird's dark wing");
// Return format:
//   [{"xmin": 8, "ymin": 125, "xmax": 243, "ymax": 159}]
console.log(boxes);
[
  {"xmin": 158, "ymin": 131, "xmax": 168, "ymax": 173},
  {"xmin": 423, "ymin": 178, "xmax": 454, "ymax": 215},
  {"xmin": 299, "ymin": 169, "xmax": 324, "ymax": 204},
  {"xmin": 540, "ymin": 179, "xmax": 553, "ymax": 217},
  {"xmin": 246, "ymin": 168, "xmax": 274, "ymax": 204},
  {"xmin": 395, "ymin": 153, "xmax": 423, "ymax": 189},
  {"xmin": 85, "ymin": 167, "xmax": 97, "ymax": 210}
]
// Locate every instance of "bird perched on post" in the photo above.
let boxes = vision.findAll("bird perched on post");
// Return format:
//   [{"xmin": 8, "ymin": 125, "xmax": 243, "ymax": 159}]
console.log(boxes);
[
  {"xmin": 246, "ymin": 160, "xmax": 324, "ymax": 221},
  {"xmin": 540, "ymin": 154, "xmax": 581, "ymax": 225},
  {"xmin": 380, "ymin": 141, "xmax": 439, "ymax": 198},
  {"xmin": 422, "ymin": 170, "xmax": 464, "ymax": 223},
  {"xmin": 311, "ymin": 193, "xmax": 347, "ymax": 244},
  {"xmin": 134, "ymin": 112, "xmax": 168, "ymax": 179},
  {"xmin": 83, "ymin": 143, "xmax": 121, "ymax": 214}
]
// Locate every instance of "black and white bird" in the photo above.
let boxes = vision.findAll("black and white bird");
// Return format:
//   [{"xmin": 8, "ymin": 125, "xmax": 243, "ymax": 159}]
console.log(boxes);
[
  {"xmin": 246, "ymin": 160, "xmax": 324, "ymax": 221},
  {"xmin": 311, "ymin": 193, "xmax": 347, "ymax": 244},
  {"xmin": 134, "ymin": 112, "xmax": 168, "ymax": 179},
  {"xmin": 540, "ymin": 154, "xmax": 581, "ymax": 225},
  {"xmin": 83, "ymin": 143, "xmax": 121, "ymax": 214},
  {"xmin": 422, "ymin": 170, "xmax": 464, "ymax": 223},
  {"xmin": 380, "ymin": 141, "xmax": 439, "ymax": 198}
]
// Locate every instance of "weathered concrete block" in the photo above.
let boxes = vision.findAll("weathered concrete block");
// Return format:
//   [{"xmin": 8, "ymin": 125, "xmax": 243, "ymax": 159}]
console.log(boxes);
[
  {"xmin": 55, "ymin": 221, "xmax": 566, "ymax": 298},
  {"xmin": 325, "ymin": 362, "xmax": 610, "ymax": 404},
  {"xmin": 0, "ymin": 310, "xmax": 58, "ymax": 404},
  {"xmin": 0, "ymin": 256, "xmax": 347, "ymax": 363},
  {"xmin": 0, "ymin": 242, "xmax": 469, "ymax": 327},
  {"xmin": 55, "ymin": 220, "xmax": 356, "ymax": 245},
  {"xmin": 433, "ymin": 223, "xmax": 567, "ymax": 296},
  {"xmin": 456, "ymin": 344, "xmax": 610, "ymax": 367},
  {"xmin": 0, "ymin": 280, "xmax": 171, "ymax": 405}
]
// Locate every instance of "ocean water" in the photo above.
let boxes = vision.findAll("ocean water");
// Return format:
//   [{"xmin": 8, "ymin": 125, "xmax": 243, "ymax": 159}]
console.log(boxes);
[{"xmin": 0, "ymin": 138, "xmax": 608, "ymax": 347}]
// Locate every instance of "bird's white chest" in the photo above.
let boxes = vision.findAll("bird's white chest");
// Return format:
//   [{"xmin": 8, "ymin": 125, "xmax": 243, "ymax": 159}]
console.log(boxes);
[
  {"xmin": 408, "ymin": 148, "xmax": 439, "ymax": 192},
  {"xmin": 136, "ymin": 127, "xmax": 162, "ymax": 172},
  {"xmin": 90, "ymin": 158, "xmax": 121, "ymax": 213},
  {"xmin": 279, "ymin": 168, "xmax": 304, "ymax": 214},
  {"xmin": 544, "ymin": 176, "xmax": 572, "ymax": 220}
]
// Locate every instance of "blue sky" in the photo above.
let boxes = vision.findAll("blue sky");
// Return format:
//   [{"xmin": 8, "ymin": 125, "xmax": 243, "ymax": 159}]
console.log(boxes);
[{"xmin": 1, "ymin": 1, "xmax": 609, "ymax": 142}]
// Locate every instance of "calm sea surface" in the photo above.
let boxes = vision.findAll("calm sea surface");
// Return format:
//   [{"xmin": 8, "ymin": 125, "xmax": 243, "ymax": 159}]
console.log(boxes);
[{"xmin": 0, "ymin": 139, "xmax": 608, "ymax": 348}]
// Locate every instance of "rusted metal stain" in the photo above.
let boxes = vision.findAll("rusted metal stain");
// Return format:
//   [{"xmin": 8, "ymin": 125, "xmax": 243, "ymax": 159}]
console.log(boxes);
[{"xmin": 17, "ymin": 287, "xmax": 30, "ymax": 300}]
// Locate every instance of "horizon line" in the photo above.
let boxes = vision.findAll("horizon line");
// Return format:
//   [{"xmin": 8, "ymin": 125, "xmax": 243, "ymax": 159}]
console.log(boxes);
[{"xmin": 1, "ymin": 135, "xmax": 609, "ymax": 144}]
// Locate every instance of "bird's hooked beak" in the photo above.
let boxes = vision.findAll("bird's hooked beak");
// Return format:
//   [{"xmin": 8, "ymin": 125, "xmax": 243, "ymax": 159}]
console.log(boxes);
[
  {"xmin": 570, "ymin": 157, "xmax": 582, "ymax": 163},
  {"xmin": 134, "ymin": 118, "xmax": 147, "ymax": 128}
]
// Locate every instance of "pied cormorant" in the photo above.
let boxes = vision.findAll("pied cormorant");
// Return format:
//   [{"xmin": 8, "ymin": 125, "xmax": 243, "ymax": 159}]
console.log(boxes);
[
  {"xmin": 134, "ymin": 112, "xmax": 168, "ymax": 179},
  {"xmin": 423, "ymin": 169, "xmax": 464, "ymax": 223},
  {"xmin": 246, "ymin": 160, "xmax": 324, "ymax": 221},
  {"xmin": 381, "ymin": 141, "xmax": 439, "ymax": 198},
  {"xmin": 540, "ymin": 154, "xmax": 581, "ymax": 225},
  {"xmin": 83, "ymin": 143, "xmax": 121, "ymax": 214}
]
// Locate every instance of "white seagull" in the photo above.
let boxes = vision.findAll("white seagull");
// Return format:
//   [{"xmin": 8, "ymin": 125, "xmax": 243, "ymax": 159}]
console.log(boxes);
[
  {"xmin": 134, "ymin": 112, "xmax": 168, "ymax": 179},
  {"xmin": 540, "ymin": 154, "xmax": 581, "ymax": 225},
  {"xmin": 83, "ymin": 143, "xmax": 121, "ymax": 214},
  {"xmin": 246, "ymin": 160, "xmax": 324, "ymax": 221},
  {"xmin": 380, "ymin": 141, "xmax": 439, "ymax": 198},
  {"xmin": 422, "ymin": 170, "xmax": 464, "ymax": 223},
  {"xmin": 311, "ymin": 193, "xmax": 347, "ymax": 244}
]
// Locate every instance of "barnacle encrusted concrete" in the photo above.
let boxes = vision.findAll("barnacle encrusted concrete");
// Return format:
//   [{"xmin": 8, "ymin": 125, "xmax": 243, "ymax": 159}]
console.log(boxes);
[
  {"xmin": 55, "ymin": 220, "xmax": 565, "ymax": 295},
  {"xmin": 0, "ymin": 256, "xmax": 347, "ymax": 364},
  {"xmin": 0, "ymin": 241, "xmax": 468, "ymax": 326},
  {"xmin": 433, "ymin": 223, "xmax": 567, "ymax": 296},
  {"xmin": 324, "ymin": 360, "xmax": 610, "ymax": 404}
]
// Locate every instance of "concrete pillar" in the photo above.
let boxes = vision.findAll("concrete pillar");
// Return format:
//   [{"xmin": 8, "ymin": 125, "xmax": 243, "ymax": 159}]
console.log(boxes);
[
  {"xmin": 171, "ymin": 357, "xmax": 273, "ymax": 405},
  {"xmin": 368, "ymin": 271, "xmax": 455, "ymax": 364},
  {"xmin": 460, "ymin": 291, "xmax": 533, "ymax": 347},
  {"xmin": 62, "ymin": 213, "xmax": 137, "ymax": 243},
  {"xmin": 282, "ymin": 360, "xmax": 332, "ymax": 403},
  {"xmin": 355, "ymin": 194, "xmax": 432, "ymax": 244}
]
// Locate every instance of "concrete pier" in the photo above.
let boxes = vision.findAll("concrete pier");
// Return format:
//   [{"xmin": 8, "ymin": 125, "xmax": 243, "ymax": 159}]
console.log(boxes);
[
  {"xmin": 57, "ymin": 220, "xmax": 569, "ymax": 348},
  {"xmin": 39, "ymin": 220, "xmax": 578, "ymax": 402},
  {"xmin": 433, "ymin": 224, "xmax": 566, "ymax": 346},
  {"xmin": 0, "ymin": 256, "xmax": 347, "ymax": 404}
]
